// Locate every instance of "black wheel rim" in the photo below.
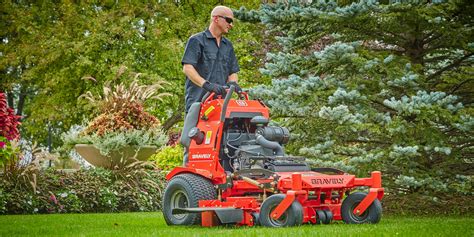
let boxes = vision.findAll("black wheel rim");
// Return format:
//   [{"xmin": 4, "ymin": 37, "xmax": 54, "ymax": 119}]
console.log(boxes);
[
  {"xmin": 268, "ymin": 204, "xmax": 288, "ymax": 226},
  {"xmin": 350, "ymin": 201, "xmax": 369, "ymax": 222},
  {"xmin": 170, "ymin": 190, "xmax": 189, "ymax": 220}
]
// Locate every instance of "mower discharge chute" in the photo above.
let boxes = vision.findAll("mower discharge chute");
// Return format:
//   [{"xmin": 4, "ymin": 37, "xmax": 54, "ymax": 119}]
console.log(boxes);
[{"xmin": 162, "ymin": 86, "xmax": 384, "ymax": 227}]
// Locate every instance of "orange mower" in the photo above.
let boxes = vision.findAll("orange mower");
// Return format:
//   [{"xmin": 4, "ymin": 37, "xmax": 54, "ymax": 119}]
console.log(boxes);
[{"xmin": 162, "ymin": 86, "xmax": 384, "ymax": 227}]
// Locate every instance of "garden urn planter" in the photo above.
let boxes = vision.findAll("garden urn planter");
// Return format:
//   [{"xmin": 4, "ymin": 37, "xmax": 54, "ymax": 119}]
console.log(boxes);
[{"xmin": 74, "ymin": 144, "xmax": 157, "ymax": 168}]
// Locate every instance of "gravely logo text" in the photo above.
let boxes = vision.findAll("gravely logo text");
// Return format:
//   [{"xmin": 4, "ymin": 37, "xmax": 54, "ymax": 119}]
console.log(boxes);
[
  {"xmin": 311, "ymin": 178, "xmax": 344, "ymax": 185},
  {"xmin": 191, "ymin": 154, "xmax": 211, "ymax": 159}
]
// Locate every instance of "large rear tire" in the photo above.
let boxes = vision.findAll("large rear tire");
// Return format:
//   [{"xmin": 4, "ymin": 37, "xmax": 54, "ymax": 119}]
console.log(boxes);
[
  {"xmin": 162, "ymin": 173, "xmax": 216, "ymax": 225},
  {"xmin": 259, "ymin": 194, "xmax": 303, "ymax": 227},
  {"xmin": 341, "ymin": 192, "xmax": 382, "ymax": 224}
]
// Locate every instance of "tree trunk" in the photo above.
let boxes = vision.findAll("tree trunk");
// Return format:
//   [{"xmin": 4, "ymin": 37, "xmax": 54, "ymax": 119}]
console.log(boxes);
[
  {"xmin": 6, "ymin": 91, "xmax": 14, "ymax": 109},
  {"xmin": 16, "ymin": 87, "xmax": 27, "ymax": 119},
  {"xmin": 404, "ymin": 38, "xmax": 425, "ymax": 66},
  {"xmin": 162, "ymin": 103, "xmax": 184, "ymax": 132}
]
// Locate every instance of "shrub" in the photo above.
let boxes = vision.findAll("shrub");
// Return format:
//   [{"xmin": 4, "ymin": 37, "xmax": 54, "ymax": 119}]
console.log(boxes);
[
  {"xmin": 0, "ymin": 162, "xmax": 167, "ymax": 214},
  {"xmin": 0, "ymin": 188, "xmax": 8, "ymax": 213},
  {"xmin": 0, "ymin": 137, "xmax": 22, "ymax": 170},
  {"xmin": 79, "ymin": 76, "xmax": 170, "ymax": 137},
  {"xmin": 150, "ymin": 145, "xmax": 183, "ymax": 171}
]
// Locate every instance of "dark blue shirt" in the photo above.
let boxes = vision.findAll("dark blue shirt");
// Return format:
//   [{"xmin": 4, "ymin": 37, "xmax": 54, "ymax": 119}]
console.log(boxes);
[{"xmin": 182, "ymin": 29, "xmax": 239, "ymax": 112}]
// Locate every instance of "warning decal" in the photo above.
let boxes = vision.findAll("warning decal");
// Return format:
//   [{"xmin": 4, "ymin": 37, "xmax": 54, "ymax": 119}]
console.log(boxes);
[
  {"xmin": 204, "ymin": 106, "xmax": 215, "ymax": 117},
  {"xmin": 205, "ymin": 131, "xmax": 212, "ymax": 144}
]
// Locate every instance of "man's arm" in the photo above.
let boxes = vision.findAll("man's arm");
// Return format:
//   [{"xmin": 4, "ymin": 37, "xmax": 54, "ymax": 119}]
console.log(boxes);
[
  {"xmin": 183, "ymin": 64, "xmax": 206, "ymax": 87},
  {"xmin": 227, "ymin": 43, "xmax": 239, "ymax": 84},
  {"xmin": 184, "ymin": 65, "xmax": 238, "ymax": 87},
  {"xmin": 228, "ymin": 73, "xmax": 238, "ymax": 83},
  {"xmin": 183, "ymin": 64, "xmax": 226, "ymax": 95}
]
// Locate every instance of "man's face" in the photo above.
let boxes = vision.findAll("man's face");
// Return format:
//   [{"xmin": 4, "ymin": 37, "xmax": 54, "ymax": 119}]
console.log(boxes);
[{"xmin": 216, "ymin": 13, "xmax": 234, "ymax": 34}]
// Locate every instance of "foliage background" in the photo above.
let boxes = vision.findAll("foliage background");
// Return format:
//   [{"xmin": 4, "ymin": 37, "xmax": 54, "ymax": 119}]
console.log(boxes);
[
  {"xmin": 1, "ymin": 0, "xmax": 472, "ymax": 215},
  {"xmin": 0, "ymin": 0, "xmax": 267, "ymax": 150},
  {"xmin": 236, "ymin": 0, "xmax": 473, "ymax": 198}
]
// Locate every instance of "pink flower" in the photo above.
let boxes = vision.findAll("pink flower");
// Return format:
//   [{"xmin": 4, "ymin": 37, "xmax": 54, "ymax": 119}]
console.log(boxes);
[
  {"xmin": 49, "ymin": 194, "xmax": 58, "ymax": 205},
  {"xmin": 0, "ymin": 141, "xmax": 5, "ymax": 149}
]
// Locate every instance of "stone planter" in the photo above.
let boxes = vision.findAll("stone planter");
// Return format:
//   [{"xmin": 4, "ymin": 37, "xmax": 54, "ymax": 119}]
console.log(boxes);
[{"xmin": 74, "ymin": 144, "xmax": 158, "ymax": 168}]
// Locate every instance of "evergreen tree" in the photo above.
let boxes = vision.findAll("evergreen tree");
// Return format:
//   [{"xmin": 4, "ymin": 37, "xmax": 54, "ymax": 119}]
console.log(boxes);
[{"xmin": 235, "ymin": 0, "xmax": 473, "ymax": 195}]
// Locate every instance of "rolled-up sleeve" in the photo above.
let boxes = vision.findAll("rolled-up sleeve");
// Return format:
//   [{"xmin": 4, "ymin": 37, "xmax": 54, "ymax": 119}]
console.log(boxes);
[
  {"xmin": 229, "ymin": 46, "xmax": 240, "ymax": 74},
  {"xmin": 181, "ymin": 37, "xmax": 201, "ymax": 67}
]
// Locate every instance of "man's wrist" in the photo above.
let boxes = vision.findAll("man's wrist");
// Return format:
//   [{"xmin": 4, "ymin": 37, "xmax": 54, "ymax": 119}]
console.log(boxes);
[
  {"xmin": 226, "ymin": 81, "xmax": 238, "ymax": 87},
  {"xmin": 202, "ymin": 81, "xmax": 212, "ymax": 91}
]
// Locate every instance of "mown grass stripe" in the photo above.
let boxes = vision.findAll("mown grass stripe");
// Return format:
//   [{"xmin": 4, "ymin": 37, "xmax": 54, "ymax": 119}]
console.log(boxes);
[{"xmin": 0, "ymin": 212, "xmax": 472, "ymax": 237}]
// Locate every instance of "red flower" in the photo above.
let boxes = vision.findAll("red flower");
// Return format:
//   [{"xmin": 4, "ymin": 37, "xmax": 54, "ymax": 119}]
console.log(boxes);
[
  {"xmin": 0, "ymin": 141, "xmax": 5, "ymax": 149},
  {"xmin": 0, "ymin": 93, "xmax": 20, "ymax": 140}
]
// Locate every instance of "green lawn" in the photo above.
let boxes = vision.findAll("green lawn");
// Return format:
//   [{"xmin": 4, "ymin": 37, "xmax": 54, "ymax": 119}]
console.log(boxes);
[{"xmin": 0, "ymin": 212, "xmax": 472, "ymax": 237}]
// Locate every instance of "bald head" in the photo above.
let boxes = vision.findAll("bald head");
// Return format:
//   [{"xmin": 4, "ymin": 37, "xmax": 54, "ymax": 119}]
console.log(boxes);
[
  {"xmin": 210, "ymin": 6, "xmax": 233, "ymax": 22},
  {"xmin": 209, "ymin": 6, "xmax": 234, "ymax": 36}
]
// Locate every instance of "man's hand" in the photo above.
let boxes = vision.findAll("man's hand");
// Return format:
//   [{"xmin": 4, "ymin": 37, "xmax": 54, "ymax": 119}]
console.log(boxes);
[
  {"xmin": 226, "ymin": 81, "xmax": 242, "ymax": 93},
  {"xmin": 202, "ymin": 81, "xmax": 226, "ymax": 95}
]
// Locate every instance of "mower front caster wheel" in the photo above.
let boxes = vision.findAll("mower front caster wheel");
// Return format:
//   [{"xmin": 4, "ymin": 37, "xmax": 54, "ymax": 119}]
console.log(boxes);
[
  {"xmin": 259, "ymin": 194, "xmax": 303, "ymax": 227},
  {"xmin": 316, "ymin": 210, "xmax": 333, "ymax": 224},
  {"xmin": 341, "ymin": 192, "xmax": 382, "ymax": 224}
]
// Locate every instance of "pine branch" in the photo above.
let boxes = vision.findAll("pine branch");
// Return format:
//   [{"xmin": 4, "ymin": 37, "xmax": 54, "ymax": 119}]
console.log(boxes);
[
  {"xmin": 362, "ymin": 40, "xmax": 405, "ymax": 52},
  {"xmin": 421, "ymin": 32, "xmax": 442, "ymax": 45},
  {"xmin": 369, "ymin": 99, "xmax": 397, "ymax": 114},
  {"xmin": 270, "ymin": 115, "xmax": 310, "ymax": 119},
  {"xmin": 424, "ymin": 55, "xmax": 453, "ymax": 63},
  {"xmin": 427, "ymin": 52, "xmax": 474, "ymax": 81},
  {"xmin": 343, "ymin": 139, "xmax": 391, "ymax": 145},
  {"xmin": 344, "ymin": 24, "xmax": 404, "ymax": 46},
  {"xmin": 332, "ymin": 152, "xmax": 356, "ymax": 157},
  {"xmin": 450, "ymin": 79, "xmax": 473, "ymax": 94}
]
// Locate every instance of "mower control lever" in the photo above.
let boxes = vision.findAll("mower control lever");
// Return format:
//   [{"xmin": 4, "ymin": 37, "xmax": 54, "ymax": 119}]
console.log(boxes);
[
  {"xmin": 201, "ymin": 85, "xmax": 248, "ymax": 103},
  {"xmin": 220, "ymin": 85, "xmax": 235, "ymax": 122}
]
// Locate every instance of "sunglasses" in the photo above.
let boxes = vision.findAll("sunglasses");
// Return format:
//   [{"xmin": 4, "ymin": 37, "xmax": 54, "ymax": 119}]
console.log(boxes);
[{"xmin": 216, "ymin": 15, "xmax": 233, "ymax": 24}]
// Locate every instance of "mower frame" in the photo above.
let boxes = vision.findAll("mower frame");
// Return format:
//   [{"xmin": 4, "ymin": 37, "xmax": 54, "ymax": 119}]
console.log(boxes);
[{"xmin": 164, "ymin": 86, "xmax": 384, "ymax": 227}]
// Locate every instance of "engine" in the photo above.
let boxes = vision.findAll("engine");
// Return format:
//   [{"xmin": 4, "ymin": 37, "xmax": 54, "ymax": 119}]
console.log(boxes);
[{"xmin": 221, "ymin": 116, "xmax": 309, "ymax": 172}]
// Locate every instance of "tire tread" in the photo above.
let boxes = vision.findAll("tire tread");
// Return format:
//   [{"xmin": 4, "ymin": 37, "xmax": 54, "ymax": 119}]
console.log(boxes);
[
  {"xmin": 341, "ymin": 192, "xmax": 382, "ymax": 224},
  {"xmin": 162, "ymin": 173, "xmax": 216, "ymax": 225}
]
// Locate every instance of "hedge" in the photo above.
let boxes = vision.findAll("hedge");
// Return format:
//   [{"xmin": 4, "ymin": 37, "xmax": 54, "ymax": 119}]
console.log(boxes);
[{"xmin": 0, "ymin": 163, "xmax": 166, "ymax": 214}]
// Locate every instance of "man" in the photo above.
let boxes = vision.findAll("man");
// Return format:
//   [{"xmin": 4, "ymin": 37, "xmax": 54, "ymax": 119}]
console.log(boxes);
[
  {"xmin": 181, "ymin": 6, "xmax": 241, "ymax": 113},
  {"xmin": 180, "ymin": 6, "xmax": 241, "ymax": 166}
]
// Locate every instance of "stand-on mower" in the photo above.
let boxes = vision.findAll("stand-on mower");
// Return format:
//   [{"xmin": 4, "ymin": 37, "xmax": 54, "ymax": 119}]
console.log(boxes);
[{"xmin": 162, "ymin": 86, "xmax": 384, "ymax": 227}]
